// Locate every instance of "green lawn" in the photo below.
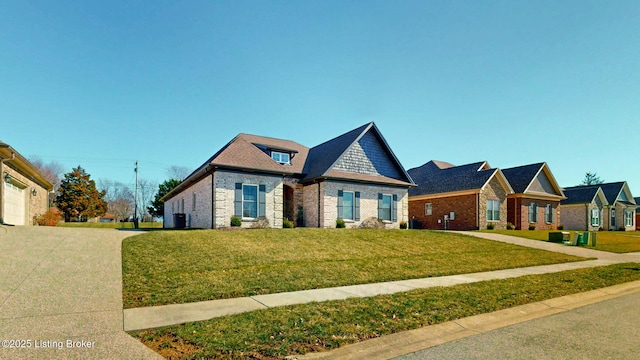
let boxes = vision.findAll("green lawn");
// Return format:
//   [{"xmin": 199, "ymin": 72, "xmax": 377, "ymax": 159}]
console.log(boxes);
[
  {"xmin": 59, "ymin": 221, "xmax": 163, "ymax": 229},
  {"xmin": 131, "ymin": 263, "xmax": 640, "ymax": 359},
  {"xmin": 480, "ymin": 229, "xmax": 640, "ymax": 253},
  {"xmin": 122, "ymin": 229, "xmax": 585, "ymax": 308}
]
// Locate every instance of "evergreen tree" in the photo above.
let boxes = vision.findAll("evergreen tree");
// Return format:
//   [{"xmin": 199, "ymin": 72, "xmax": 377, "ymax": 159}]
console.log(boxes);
[
  {"xmin": 148, "ymin": 179, "xmax": 181, "ymax": 219},
  {"xmin": 580, "ymin": 172, "xmax": 604, "ymax": 186},
  {"xmin": 56, "ymin": 166, "xmax": 108, "ymax": 221}
]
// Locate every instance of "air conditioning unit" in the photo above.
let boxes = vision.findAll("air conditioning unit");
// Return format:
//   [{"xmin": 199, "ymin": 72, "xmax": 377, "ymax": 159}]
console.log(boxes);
[{"xmin": 449, "ymin": 212, "xmax": 456, "ymax": 220}]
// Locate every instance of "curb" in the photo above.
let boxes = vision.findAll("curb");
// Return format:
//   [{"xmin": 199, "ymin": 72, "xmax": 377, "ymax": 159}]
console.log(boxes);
[{"xmin": 290, "ymin": 280, "xmax": 640, "ymax": 359}]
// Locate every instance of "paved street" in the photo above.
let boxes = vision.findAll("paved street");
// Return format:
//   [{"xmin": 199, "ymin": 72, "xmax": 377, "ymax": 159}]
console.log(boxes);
[
  {"xmin": 0, "ymin": 226, "xmax": 161, "ymax": 359},
  {"xmin": 397, "ymin": 290, "xmax": 640, "ymax": 360}
]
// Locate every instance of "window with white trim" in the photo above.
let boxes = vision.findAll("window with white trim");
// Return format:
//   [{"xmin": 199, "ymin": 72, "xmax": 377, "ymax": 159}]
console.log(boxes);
[
  {"xmin": 271, "ymin": 151, "xmax": 290, "ymax": 165},
  {"xmin": 343, "ymin": 191, "xmax": 355, "ymax": 221},
  {"xmin": 591, "ymin": 208, "xmax": 600, "ymax": 226},
  {"xmin": 544, "ymin": 204, "xmax": 553, "ymax": 223},
  {"xmin": 380, "ymin": 194, "xmax": 392, "ymax": 221},
  {"xmin": 487, "ymin": 199, "xmax": 500, "ymax": 221},
  {"xmin": 528, "ymin": 203, "xmax": 537, "ymax": 223},
  {"xmin": 425, "ymin": 203, "xmax": 432, "ymax": 216},
  {"xmin": 243, "ymin": 184, "xmax": 258, "ymax": 218},
  {"xmin": 625, "ymin": 210, "xmax": 634, "ymax": 227}
]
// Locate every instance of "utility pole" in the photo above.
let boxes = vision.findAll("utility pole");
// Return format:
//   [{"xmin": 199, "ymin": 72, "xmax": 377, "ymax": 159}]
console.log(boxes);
[{"xmin": 134, "ymin": 161, "xmax": 139, "ymax": 229}]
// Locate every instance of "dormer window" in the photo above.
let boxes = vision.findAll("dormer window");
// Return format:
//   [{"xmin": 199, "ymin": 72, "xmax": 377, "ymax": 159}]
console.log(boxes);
[{"xmin": 271, "ymin": 151, "xmax": 290, "ymax": 165}]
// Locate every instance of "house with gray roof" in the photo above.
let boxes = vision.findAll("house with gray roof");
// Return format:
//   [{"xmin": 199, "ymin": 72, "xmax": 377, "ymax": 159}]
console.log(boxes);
[
  {"xmin": 597, "ymin": 182, "xmax": 636, "ymax": 231},
  {"xmin": 161, "ymin": 122, "xmax": 415, "ymax": 229},
  {"xmin": 502, "ymin": 163, "xmax": 566, "ymax": 230},
  {"xmin": 407, "ymin": 160, "xmax": 513, "ymax": 230},
  {"xmin": 560, "ymin": 185, "xmax": 609, "ymax": 231}
]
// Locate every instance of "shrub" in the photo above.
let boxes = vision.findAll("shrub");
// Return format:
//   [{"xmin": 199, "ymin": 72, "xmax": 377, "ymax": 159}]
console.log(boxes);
[
  {"xmin": 557, "ymin": 224, "xmax": 564, "ymax": 230},
  {"xmin": 486, "ymin": 223, "xmax": 495, "ymax": 230},
  {"xmin": 618, "ymin": 227, "xmax": 626, "ymax": 231},
  {"xmin": 251, "ymin": 216, "xmax": 270, "ymax": 229},
  {"xmin": 359, "ymin": 217, "xmax": 386, "ymax": 229},
  {"xmin": 399, "ymin": 221, "xmax": 408, "ymax": 229},
  {"xmin": 506, "ymin": 222, "xmax": 515, "ymax": 230},
  {"xmin": 599, "ymin": 227, "xmax": 604, "ymax": 231},
  {"xmin": 336, "ymin": 219, "xmax": 346, "ymax": 228},
  {"xmin": 33, "ymin": 208, "xmax": 61, "ymax": 226},
  {"xmin": 230, "ymin": 216, "xmax": 242, "ymax": 227},
  {"xmin": 283, "ymin": 218, "xmax": 294, "ymax": 229},
  {"xmin": 528, "ymin": 224, "xmax": 536, "ymax": 230}
]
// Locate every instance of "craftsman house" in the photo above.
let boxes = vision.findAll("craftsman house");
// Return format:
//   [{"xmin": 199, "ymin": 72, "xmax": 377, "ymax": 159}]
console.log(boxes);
[
  {"xmin": 560, "ymin": 185, "xmax": 609, "ymax": 231},
  {"xmin": 598, "ymin": 182, "xmax": 636, "ymax": 231},
  {"xmin": 502, "ymin": 163, "xmax": 566, "ymax": 230},
  {"xmin": 162, "ymin": 122, "xmax": 415, "ymax": 229},
  {"xmin": 407, "ymin": 160, "xmax": 513, "ymax": 230},
  {"xmin": 0, "ymin": 142, "xmax": 53, "ymax": 226}
]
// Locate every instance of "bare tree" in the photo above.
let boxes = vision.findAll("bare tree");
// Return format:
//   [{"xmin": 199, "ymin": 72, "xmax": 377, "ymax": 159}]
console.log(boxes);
[
  {"xmin": 137, "ymin": 178, "xmax": 158, "ymax": 222},
  {"xmin": 98, "ymin": 179, "xmax": 134, "ymax": 221},
  {"xmin": 29, "ymin": 156, "xmax": 65, "ymax": 190},
  {"xmin": 166, "ymin": 165, "xmax": 191, "ymax": 181}
]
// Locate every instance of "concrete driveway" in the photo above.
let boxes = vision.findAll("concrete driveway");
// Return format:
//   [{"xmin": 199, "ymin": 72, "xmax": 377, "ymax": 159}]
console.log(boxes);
[{"xmin": 0, "ymin": 226, "xmax": 161, "ymax": 359}]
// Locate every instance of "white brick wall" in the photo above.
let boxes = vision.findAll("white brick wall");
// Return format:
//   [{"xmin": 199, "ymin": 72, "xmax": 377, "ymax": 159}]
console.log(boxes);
[
  {"xmin": 321, "ymin": 181, "xmax": 408, "ymax": 228},
  {"xmin": 212, "ymin": 171, "xmax": 283, "ymax": 228}
]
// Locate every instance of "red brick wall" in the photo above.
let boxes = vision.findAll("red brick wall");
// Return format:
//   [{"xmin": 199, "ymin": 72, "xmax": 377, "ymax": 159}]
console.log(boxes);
[
  {"xmin": 409, "ymin": 194, "xmax": 478, "ymax": 230},
  {"xmin": 507, "ymin": 197, "xmax": 561, "ymax": 230}
]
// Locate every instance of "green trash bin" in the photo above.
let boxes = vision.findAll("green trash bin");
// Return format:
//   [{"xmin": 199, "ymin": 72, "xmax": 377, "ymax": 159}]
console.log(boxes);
[
  {"xmin": 579, "ymin": 232, "xmax": 589, "ymax": 246},
  {"xmin": 575, "ymin": 233, "xmax": 583, "ymax": 246}
]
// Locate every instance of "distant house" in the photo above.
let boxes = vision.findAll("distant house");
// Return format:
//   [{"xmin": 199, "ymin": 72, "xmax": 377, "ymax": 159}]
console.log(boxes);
[
  {"xmin": 0, "ymin": 142, "xmax": 53, "ymax": 226},
  {"xmin": 407, "ymin": 161, "xmax": 513, "ymax": 230},
  {"xmin": 502, "ymin": 163, "xmax": 565, "ymax": 230},
  {"xmin": 597, "ymin": 182, "xmax": 636, "ymax": 231},
  {"xmin": 560, "ymin": 186, "xmax": 609, "ymax": 231},
  {"xmin": 161, "ymin": 122, "xmax": 415, "ymax": 229}
]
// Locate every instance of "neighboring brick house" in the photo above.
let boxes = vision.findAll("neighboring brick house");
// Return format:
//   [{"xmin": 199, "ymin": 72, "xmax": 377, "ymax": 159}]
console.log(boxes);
[
  {"xmin": 502, "ymin": 163, "xmax": 565, "ymax": 230},
  {"xmin": 0, "ymin": 142, "xmax": 53, "ymax": 226},
  {"xmin": 161, "ymin": 122, "xmax": 415, "ymax": 229},
  {"xmin": 597, "ymin": 182, "xmax": 636, "ymax": 231},
  {"xmin": 560, "ymin": 186, "xmax": 609, "ymax": 231},
  {"xmin": 407, "ymin": 160, "xmax": 513, "ymax": 230}
]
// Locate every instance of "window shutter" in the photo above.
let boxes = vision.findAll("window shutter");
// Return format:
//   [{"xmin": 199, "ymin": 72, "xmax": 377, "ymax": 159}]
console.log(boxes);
[
  {"xmin": 234, "ymin": 183, "xmax": 242, "ymax": 216},
  {"xmin": 392, "ymin": 194, "xmax": 398, "ymax": 222},
  {"xmin": 354, "ymin": 192, "xmax": 360, "ymax": 221},
  {"xmin": 378, "ymin": 193, "xmax": 383, "ymax": 219},
  {"xmin": 259, "ymin": 184, "xmax": 266, "ymax": 217},
  {"xmin": 337, "ymin": 190, "xmax": 344, "ymax": 219}
]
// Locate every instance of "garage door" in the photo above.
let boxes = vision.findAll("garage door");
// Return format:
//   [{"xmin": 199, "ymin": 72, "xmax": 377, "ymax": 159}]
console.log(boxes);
[{"xmin": 4, "ymin": 182, "xmax": 26, "ymax": 225}]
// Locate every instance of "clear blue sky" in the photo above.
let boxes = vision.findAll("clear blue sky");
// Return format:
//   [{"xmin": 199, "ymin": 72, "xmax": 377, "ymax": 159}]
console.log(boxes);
[{"xmin": 2, "ymin": 1, "xmax": 639, "ymax": 193}]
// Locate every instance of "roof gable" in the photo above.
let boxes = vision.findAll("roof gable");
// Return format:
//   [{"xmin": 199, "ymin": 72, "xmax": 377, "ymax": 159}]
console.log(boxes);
[
  {"xmin": 561, "ymin": 185, "xmax": 608, "ymax": 206},
  {"xmin": 599, "ymin": 182, "xmax": 635, "ymax": 205},
  {"xmin": 502, "ymin": 162, "xmax": 565, "ymax": 199},
  {"xmin": 302, "ymin": 122, "xmax": 414, "ymax": 186},
  {"xmin": 408, "ymin": 160, "xmax": 512, "ymax": 196}
]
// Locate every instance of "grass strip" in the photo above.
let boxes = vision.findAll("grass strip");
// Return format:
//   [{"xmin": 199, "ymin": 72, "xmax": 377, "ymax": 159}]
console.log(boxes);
[
  {"xmin": 131, "ymin": 263, "xmax": 640, "ymax": 359},
  {"xmin": 480, "ymin": 229, "xmax": 640, "ymax": 253},
  {"xmin": 123, "ymin": 229, "xmax": 584, "ymax": 308}
]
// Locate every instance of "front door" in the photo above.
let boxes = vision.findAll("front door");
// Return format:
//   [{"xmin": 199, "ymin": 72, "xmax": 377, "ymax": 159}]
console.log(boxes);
[{"xmin": 611, "ymin": 209, "xmax": 616, "ymax": 228}]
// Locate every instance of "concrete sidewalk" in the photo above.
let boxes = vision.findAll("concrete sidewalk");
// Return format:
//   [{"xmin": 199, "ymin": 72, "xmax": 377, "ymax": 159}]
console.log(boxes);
[
  {"xmin": 0, "ymin": 226, "xmax": 161, "ymax": 360},
  {"xmin": 124, "ymin": 231, "xmax": 633, "ymax": 331}
]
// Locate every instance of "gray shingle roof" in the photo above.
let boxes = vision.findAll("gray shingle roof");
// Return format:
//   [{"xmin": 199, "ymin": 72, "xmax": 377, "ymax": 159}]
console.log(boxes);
[
  {"xmin": 561, "ymin": 185, "xmax": 602, "ymax": 205},
  {"xmin": 501, "ymin": 163, "xmax": 545, "ymax": 194},
  {"xmin": 408, "ymin": 161, "xmax": 496, "ymax": 196},
  {"xmin": 301, "ymin": 123, "xmax": 370, "ymax": 181},
  {"xmin": 597, "ymin": 182, "xmax": 627, "ymax": 204}
]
